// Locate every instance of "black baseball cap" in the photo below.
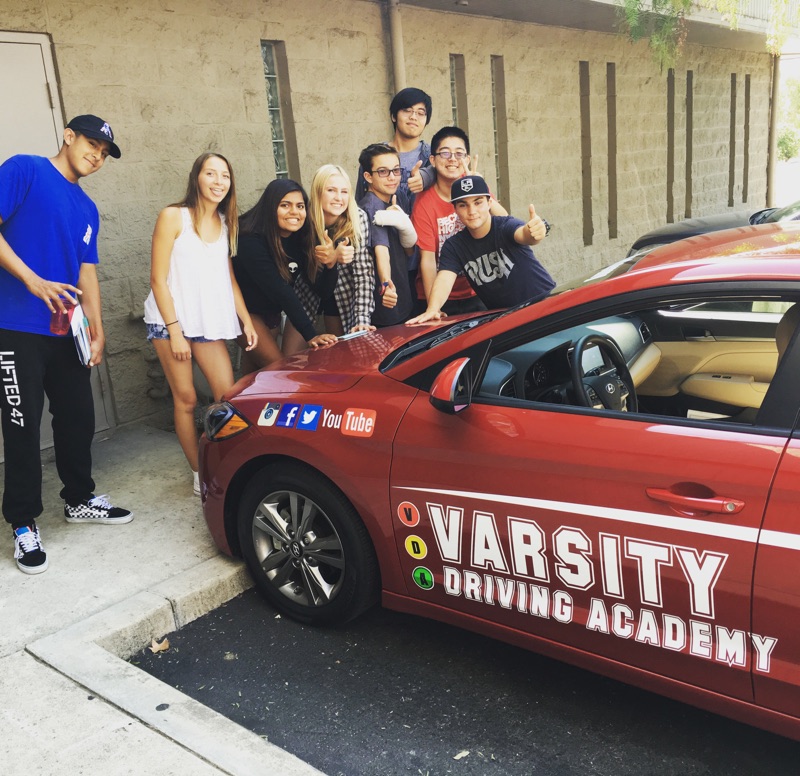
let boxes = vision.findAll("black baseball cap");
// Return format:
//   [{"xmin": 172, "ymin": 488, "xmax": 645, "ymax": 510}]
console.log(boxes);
[
  {"xmin": 450, "ymin": 175, "xmax": 490, "ymax": 203},
  {"xmin": 66, "ymin": 115, "xmax": 121, "ymax": 159}
]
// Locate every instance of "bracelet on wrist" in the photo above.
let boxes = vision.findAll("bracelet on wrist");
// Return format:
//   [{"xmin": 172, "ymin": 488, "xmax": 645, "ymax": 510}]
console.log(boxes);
[{"xmin": 165, "ymin": 320, "xmax": 179, "ymax": 327}]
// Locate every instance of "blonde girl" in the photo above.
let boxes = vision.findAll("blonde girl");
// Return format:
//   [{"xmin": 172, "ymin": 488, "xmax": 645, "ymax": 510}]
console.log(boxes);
[{"xmin": 303, "ymin": 164, "xmax": 375, "ymax": 335}]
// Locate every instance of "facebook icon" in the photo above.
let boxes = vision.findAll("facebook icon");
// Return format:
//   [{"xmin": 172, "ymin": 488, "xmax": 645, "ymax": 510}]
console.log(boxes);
[{"xmin": 276, "ymin": 403, "xmax": 301, "ymax": 428}]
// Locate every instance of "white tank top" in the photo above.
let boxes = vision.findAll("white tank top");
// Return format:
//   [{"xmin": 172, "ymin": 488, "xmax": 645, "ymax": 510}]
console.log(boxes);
[{"xmin": 143, "ymin": 208, "xmax": 241, "ymax": 339}]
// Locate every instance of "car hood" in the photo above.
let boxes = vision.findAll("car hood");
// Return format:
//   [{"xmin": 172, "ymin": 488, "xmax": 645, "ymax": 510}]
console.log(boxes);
[
  {"xmin": 228, "ymin": 326, "xmax": 433, "ymax": 397},
  {"xmin": 630, "ymin": 210, "xmax": 753, "ymax": 252}
]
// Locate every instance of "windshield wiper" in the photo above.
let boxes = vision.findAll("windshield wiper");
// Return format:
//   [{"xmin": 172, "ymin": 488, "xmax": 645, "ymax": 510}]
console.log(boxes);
[{"xmin": 428, "ymin": 318, "xmax": 486, "ymax": 348}]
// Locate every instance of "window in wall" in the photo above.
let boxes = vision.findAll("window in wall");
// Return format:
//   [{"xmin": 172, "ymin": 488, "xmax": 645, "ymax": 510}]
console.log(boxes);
[
  {"xmin": 685, "ymin": 70, "xmax": 694, "ymax": 218},
  {"xmin": 607, "ymin": 62, "xmax": 618, "ymax": 239},
  {"xmin": 260, "ymin": 41, "xmax": 300, "ymax": 181},
  {"xmin": 449, "ymin": 54, "xmax": 469, "ymax": 131},
  {"xmin": 491, "ymin": 55, "xmax": 510, "ymax": 207},
  {"xmin": 729, "ymin": 73, "xmax": 737, "ymax": 208},
  {"xmin": 580, "ymin": 61, "xmax": 593, "ymax": 247}
]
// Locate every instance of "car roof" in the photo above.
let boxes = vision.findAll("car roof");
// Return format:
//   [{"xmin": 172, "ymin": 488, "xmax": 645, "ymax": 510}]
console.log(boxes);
[{"xmin": 626, "ymin": 221, "xmax": 800, "ymax": 279}]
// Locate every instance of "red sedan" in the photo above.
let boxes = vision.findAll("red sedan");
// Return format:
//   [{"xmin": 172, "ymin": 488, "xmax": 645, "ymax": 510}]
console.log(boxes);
[{"xmin": 200, "ymin": 222, "xmax": 800, "ymax": 740}]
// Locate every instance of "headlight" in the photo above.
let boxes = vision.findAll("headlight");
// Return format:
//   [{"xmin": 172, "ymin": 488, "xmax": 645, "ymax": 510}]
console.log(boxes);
[{"xmin": 204, "ymin": 401, "xmax": 251, "ymax": 441}]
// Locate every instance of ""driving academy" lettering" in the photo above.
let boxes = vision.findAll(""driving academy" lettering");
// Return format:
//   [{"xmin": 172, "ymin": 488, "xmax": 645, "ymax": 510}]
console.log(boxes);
[{"xmin": 416, "ymin": 501, "xmax": 778, "ymax": 673}]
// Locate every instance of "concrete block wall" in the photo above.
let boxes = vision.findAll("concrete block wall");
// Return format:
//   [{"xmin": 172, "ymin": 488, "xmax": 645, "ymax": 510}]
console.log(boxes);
[{"xmin": 2, "ymin": 0, "xmax": 775, "ymax": 428}]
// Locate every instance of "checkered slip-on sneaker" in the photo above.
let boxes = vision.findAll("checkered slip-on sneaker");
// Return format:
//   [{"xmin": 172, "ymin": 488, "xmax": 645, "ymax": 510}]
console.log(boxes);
[
  {"xmin": 64, "ymin": 495, "xmax": 134, "ymax": 524},
  {"xmin": 14, "ymin": 522, "xmax": 48, "ymax": 574}
]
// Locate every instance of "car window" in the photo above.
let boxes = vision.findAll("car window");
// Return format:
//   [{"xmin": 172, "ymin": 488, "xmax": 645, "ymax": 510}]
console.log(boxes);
[
  {"xmin": 476, "ymin": 293, "xmax": 798, "ymax": 429},
  {"xmin": 681, "ymin": 300, "xmax": 792, "ymax": 317}
]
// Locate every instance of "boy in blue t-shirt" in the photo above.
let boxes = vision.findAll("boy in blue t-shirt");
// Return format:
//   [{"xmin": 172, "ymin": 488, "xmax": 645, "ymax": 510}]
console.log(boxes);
[{"xmin": 0, "ymin": 114, "xmax": 133, "ymax": 575}]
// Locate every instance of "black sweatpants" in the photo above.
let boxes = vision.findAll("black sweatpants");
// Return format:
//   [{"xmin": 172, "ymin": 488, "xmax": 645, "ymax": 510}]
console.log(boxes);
[{"xmin": 0, "ymin": 328, "xmax": 95, "ymax": 528}]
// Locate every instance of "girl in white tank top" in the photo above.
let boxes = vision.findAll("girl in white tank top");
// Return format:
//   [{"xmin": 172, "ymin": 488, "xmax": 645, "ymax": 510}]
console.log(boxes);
[{"xmin": 144, "ymin": 152, "xmax": 257, "ymax": 495}]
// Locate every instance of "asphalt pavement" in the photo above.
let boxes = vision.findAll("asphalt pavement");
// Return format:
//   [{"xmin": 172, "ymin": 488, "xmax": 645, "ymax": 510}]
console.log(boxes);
[
  {"xmin": 0, "ymin": 423, "xmax": 320, "ymax": 776},
  {"xmin": 136, "ymin": 588, "xmax": 800, "ymax": 776}
]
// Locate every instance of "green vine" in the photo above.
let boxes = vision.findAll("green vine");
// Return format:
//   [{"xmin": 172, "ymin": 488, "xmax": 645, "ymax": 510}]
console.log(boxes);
[{"xmin": 618, "ymin": 0, "xmax": 792, "ymax": 68}]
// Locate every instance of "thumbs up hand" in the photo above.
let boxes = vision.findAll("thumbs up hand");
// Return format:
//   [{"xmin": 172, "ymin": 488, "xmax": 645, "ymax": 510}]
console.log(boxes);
[
  {"xmin": 334, "ymin": 235, "xmax": 354, "ymax": 265},
  {"xmin": 407, "ymin": 160, "xmax": 424, "ymax": 193},
  {"xmin": 526, "ymin": 204, "xmax": 548, "ymax": 243},
  {"xmin": 314, "ymin": 230, "xmax": 337, "ymax": 267}
]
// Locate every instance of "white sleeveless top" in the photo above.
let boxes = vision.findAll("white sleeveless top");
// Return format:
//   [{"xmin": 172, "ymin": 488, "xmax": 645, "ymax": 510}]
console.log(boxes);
[{"xmin": 143, "ymin": 208, "xmax": 241, "ymax": 339}]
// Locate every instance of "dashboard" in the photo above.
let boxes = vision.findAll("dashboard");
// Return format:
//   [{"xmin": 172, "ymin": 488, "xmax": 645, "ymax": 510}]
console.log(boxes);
[{"xmin": 479, "ymin": 314, "xmax": 653, "ymax": 404}]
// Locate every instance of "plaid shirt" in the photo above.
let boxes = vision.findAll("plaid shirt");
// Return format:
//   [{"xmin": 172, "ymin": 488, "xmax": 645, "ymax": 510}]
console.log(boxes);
[{"xmin": 295, "ymin": 208, "xmax": 375, "ymax": 332}]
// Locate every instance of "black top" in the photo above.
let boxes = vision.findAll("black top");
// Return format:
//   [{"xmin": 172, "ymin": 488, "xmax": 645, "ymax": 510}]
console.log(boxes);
[{"xmin": 234, "ymin": 233, "xmax": 338, "ymax": 342}]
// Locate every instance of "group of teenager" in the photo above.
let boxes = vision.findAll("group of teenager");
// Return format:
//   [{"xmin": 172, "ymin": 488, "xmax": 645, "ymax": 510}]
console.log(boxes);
[{"xmin": 0, "ymin": 87, "xmax": 554, "ymax": 575}]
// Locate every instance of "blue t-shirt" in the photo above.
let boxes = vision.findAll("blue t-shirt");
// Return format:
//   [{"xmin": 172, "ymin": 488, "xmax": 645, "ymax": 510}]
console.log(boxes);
[
  {"xmin": 438, "ymin": 215, "xmax": 555, "ymax": 309},
  {"xmin": 0, "ymin": 155, "xmax": 100, "ymax": 335}
]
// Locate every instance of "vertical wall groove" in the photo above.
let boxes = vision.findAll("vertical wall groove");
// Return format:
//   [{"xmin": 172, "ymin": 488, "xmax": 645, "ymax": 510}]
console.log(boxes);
[
  {"xmin": 491, "ymin": 55, "xmax": 509, "ymax": 207},
  {"xmin": 667, "ymin": 69, "xmax": 675, "ymax": 223},
  {"xmin": 685, "ymin": 70, "xmax": 694, "ymax": 219},
  {"xmin": 743, "ymin": 74, "xmax": 751, "ymax": 204},
  {"xmin": 728, "ymin": 73, "xmax": 737, "ymax": 208},
  {"xmin": 607, "ymin": 62, "xmax": 618, "ymax": 239},
  {"xmin": 580, "ymin": 61, "xmax": 593, "ymax": 247}
]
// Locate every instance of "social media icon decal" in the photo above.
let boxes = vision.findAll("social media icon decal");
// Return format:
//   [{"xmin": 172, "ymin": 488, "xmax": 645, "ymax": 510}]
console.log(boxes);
[
  {"xmin": 276, "ymin": 403, "xmax": 301, "ymax": 428},
  {"xmin": 258, "ymin": 402, "xmax": 281, "ymax": 426},
  {"xmin": 297, "ymin": 405, "xmax": 323, "ymax": 431},
  {"xmin": 341, "ymin": 408, "xmax": 377, "ymax": 437}
]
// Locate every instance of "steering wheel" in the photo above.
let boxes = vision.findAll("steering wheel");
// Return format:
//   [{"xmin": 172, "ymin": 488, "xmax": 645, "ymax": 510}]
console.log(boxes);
[{"xmin": 570, "ymin": 333, "xmax": 638, "ymax": 412}]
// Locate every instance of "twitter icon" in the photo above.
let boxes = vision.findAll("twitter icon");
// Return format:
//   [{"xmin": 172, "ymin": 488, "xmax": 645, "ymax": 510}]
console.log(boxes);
[{"xmin": 297, "ymin": 404, "xmax": 323, "ymax": 431}]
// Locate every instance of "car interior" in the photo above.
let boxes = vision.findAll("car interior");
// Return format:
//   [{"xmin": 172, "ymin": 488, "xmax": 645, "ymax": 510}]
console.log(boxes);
[{"xmin": 477, "ymin": 295, "xmax": 799, "ymax": 425}]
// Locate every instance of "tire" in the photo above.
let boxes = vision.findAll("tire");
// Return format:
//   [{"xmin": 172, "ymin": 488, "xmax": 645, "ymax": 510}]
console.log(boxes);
[{"xmin": 237, "ymin": 462, "xmax": 379, "ymax": 625}]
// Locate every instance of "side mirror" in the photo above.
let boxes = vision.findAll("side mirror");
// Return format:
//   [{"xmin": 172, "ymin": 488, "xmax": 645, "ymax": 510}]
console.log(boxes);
[{"xmin": 430, "ymin": 357, "xmax": 473, "ymax": 414}]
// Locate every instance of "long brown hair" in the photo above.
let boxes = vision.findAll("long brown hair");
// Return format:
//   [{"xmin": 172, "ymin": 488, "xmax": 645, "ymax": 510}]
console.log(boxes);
[
  {"xmin": 173, "ymin": 152, "xmax": 238, "ymax": 256},
  {"xmin": 238, "ymin": 179, "xmax": 315, "ymax": 282}
]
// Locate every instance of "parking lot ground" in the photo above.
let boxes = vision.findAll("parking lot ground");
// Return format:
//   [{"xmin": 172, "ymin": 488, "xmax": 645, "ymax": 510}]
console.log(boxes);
[{"xmin": 134, "ymin": 589, "xmax": 800, "ymax": 776}]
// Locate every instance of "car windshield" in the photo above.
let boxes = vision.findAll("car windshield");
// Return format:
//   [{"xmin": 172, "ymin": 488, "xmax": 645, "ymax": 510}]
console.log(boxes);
[
  {"xmin": 751, "ymin": 199, "xmax": 800, "ymax": 224},
  {"xmin": 381, "ymin": 311, "xmax": 502, "ymax": 370}
]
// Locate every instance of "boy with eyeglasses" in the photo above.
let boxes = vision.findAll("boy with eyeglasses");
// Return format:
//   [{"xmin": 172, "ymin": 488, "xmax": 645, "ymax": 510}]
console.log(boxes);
[
  {"xmin": 355, "ymin": 88, "xmax": 434, "ymax": 304},
  {"xmin": 355, "ymin": 87, "xmax": 434, "ymax": 209},
  {"xmin": 411, "ymin": 126, "xmax": 510, "ymax": 316},
  {"xmin": 408, "ymin": 175, "xmax": 555, "ymax": 323},
  {"xmin": 357, "ymin": 143, "xmax": 418, "ymax": 327}
]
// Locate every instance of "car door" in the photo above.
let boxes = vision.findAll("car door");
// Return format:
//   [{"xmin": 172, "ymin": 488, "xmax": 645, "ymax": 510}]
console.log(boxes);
[
  {"xmin": 751, "ymin": 330, "xmax": 800, "ymax": 722},
  {"xmin": 389, "ymin": 309, "xmax": 790, "ymax": 701}
]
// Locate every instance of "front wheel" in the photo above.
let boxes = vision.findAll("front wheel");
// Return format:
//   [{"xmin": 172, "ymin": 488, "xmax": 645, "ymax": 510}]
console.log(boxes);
[{"xmin": 237, "ymin": 462, "xmax": 379, "ymax": 625}]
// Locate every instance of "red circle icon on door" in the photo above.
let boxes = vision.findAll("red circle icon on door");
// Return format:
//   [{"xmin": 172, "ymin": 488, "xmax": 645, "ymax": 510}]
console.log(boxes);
[{"xmin": 397, "ymin": 501, "xmax": 420, "ymax": 527}]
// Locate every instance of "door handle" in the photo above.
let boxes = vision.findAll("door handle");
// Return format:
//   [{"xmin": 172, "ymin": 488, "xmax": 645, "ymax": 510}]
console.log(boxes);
[{"xmin": 646, "ymin": 487, "xmax": 744, "ymax": 515}]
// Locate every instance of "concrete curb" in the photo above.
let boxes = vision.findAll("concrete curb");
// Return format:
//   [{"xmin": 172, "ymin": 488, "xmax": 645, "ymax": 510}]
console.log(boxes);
[{"xmin": 27, "ymin": 555, "xmax": 324, "ymax": 776}]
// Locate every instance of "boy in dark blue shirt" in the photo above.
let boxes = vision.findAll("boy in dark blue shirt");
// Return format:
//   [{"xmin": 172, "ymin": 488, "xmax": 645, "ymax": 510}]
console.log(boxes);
[{"xmin": 408, "ymin": 175, "xmax": 554, "ymax": 322}]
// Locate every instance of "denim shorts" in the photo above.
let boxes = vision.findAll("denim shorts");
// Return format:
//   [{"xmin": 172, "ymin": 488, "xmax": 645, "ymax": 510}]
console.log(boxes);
[{"xmin": 146, "ymin": 323, "xmax": 213, "ymax": 343}]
